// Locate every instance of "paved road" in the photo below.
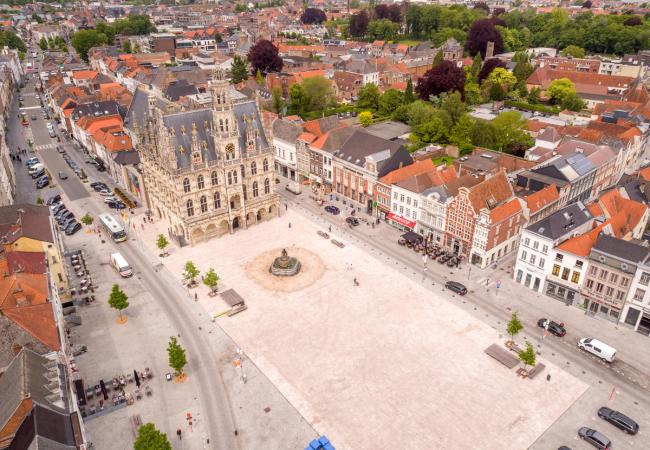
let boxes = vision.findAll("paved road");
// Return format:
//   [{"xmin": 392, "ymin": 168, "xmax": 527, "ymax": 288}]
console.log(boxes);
[{"xmin": 13, "ymin": 51, "xmax": 238, "ymax": 449}]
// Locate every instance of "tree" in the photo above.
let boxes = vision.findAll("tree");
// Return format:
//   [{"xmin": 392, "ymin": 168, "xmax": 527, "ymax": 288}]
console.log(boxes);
[
  {"xmin": 547, "ymin": 78, "xmax": 577, "ymax": 105},
  {"xmin": 349, "ymin": 10, "xmax": 369, "ymax": 37},
  {"xmin": 375, "ymin": 4, "xmax": 402, "ymax": 23},
  {"xmin": 477, "ymin": 58, "xmax": 506, "ymax": 84},
  {"xmin": 582, "ymin": 0, "xmax": 592, "ymax": 7},
  {"xmin": 121, "ymin": 40, "xmax": 132, "ymax": 54},
  {"xmin": 416, "ymin": 60, "xmax": 466, "ymax": 100},
  {"xmin": 300, "ymin": 7, "xmax": 327, "ymax": 24},
  {"xmin": 527, "ymin": 87, "xmax": 541, "ymax": 104},
  {"xmin": 235, "ymin": 3, "xmax": 248, "ymax": 13},
  {"xmin": 288, "ymin": 82, "xmax": 307, "ymax": 115},
  {"xmin": 413, "ymin": 117, "xmax": 448, "ymax": 145},
  {"xmin": 183, "ymin": 261, "xmax": 200, "ymax": 286},
  {"xmin": 487, "ymin": 67, "xmax": 517, "ymax": 92},
  {"xmin": 167, "ymin": 336, "xmax": 187, "ymax": 375},
  {"xmin": 473, "ymin": 2, "xmax": 490, "ymax": 15},
  {"xmin": 561, "ymin": 45, "xmax": 586, "ymax": 58},
  {"xmin": 367, "ymin": 19, "xmax": 400, "ymax": 41},
  {"xmin": 404, "ymin": 79, "xmax": 415, "ymax": 104},
  {"xmin": 0, "ymin": 30, "xmax": 27, "ymax": 52},
  {"xmin": 36, "ymin": 196, "xmax": 44, "ymax": 205},
  {"xmin": 230, "ymin": 55, "xmax": 248, "ymax": 84},
  {"xmin": 156, "ymin": 234, "xmax": 169, "ymax": 255},
  {"xmin": 270, "ymin": 86, "xmax": 285, "ymax": 115},
  {"xmin": 108, "ymin": 284, "xmax": 129, "ymax": 321},
  {"xmin": 378, "ymin": 89, "xmax": 404, "ymax": 117},
  {"xmin": 493, "ymin": 111, "xmax": 533, "ymax": 151},
  {"xmin": 624, "ymin": 16, "xmax": 643, "ymax": 26},
  {"xmin": 464, "ymin": 81, "xmax": 482, "ymax": 105},
  {"xmin": 133, "ymin": 423, "xmax": 172, "ymax": 450},
  {"xmin": 256, "ymin": 68, "xmax": 264, "ymax": 85},
  {"xmin": 507, "ymin": 312, "xmax": 523, "ymax": 340},
  {"xmin": 469, "ymin": 53, "xmax": 483, "ymax": 81},
  {"xmin": 39, "ymin": 36, "xmax": 48, "ymax": 50},
  {"xmin": 359, "ymin": 111, "xmax": 373, "ymax": 127},
  {"xmin": 71, "ymin": 29, "xmax": 108, "ymax": 62},
  {"xmin": 357, "ymin": 83, "xmax": 380, "ymax": 110},
  {"xmin": 512, "ymin": 60, "xmax": 534, "ymax": 86},
  {"xmin": 203, "ymin": 268, "xmax": 220, "ymax": 293},
  {"xmin": 518, "ymin": 341, "xmax": 537, "ymax": 370},
  {"xmin": 247, "ymin": 39, "xmax": 282, "ymax": 75},
  {"xmin": 439, "ymin": 91, "xmax": 466, "ymax": 126},
  {"xmin": 449, "ymin": 114, "xmax": 474, "ymax": 150},
  {"xmin": 31, "ymin": 13, "xmax": 43, "ymax": 23},
  {"xmin": 465, "ymin": 18, "xmax": 504, "ymax": 57},
  {"xmin": 214, "ymin": 31, "xmax": 223, "ymax": 43},
  {"xmin": 432, "ymin": 49, "xmax": 444, "ymax": 67},
  {"xmin": 81, "ymin": 213, "xmax": 94, "ymax": 225},
  {"xmin": 302, "ymin": 76, "xmax": 335, "ymax": 111}
]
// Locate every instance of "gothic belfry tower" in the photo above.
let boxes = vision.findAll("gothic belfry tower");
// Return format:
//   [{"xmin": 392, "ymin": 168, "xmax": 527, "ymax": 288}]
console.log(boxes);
[{"xmin": 210, "ymin": 59, "xmax": 240, "ymax": 162}]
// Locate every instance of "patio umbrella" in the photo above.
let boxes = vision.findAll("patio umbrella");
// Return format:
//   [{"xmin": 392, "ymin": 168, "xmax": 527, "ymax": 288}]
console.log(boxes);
[{"xmin": 134, "ymin": 370, "xmax": 140, "ymax": 387}]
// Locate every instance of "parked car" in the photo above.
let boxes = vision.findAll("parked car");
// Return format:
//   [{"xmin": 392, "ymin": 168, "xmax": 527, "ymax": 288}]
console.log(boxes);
[
  {"xmin": 104, "ymin": 196, "xmax": 119, "ymax": 204},
  {"xmin": 31, "ymin": 115, "xmax": 37, "ymax": 121},
  {"xmin": 578, "ymin": 427, "xmax": 611, "ymax": 449},
  {"xmin": 46, "ymin": 194, "xmax": 61, "ymax": 206},
  {"xmin": 31, "ymin": 168, "xmax": 45, "ymax": 179},
  {"xmin": 324, "ymin": 205, "xmax": 340, "ymax": 215},
  {"xmin": 51, "ymin": 204, "xmax": 66, "ymax": 215},
  {"xmin": 597, "ymin": 407, "xmax": 639, "ymax": 434},
  {"xmin": 107, "ymin": 200, "xmax": 126, "ymax": 210},
  {"xmin": 65, "ymin": 222, "xmax": 82, "ymax": 235},
  {"xmin": 578, "ymin": 338, "xmax": 617, "ymax": 363},
  {"xmin": 98, "ymin": 189, "xmax": 112, "ymax": 196},
  {"xmin": 90, "ymin": 181, "xmax": 107, "ymax": 189},
  {"xmin": 58, "ymin": 171, "xmax": 68, "ymax": 180},
  {"xmin": 26, "ymin": 157, "xmax": 39, "ymax": 167},
  {"xmin": 57, "ymin": 211, "xmax": 74, "ymax": 225},
  {"xmin": 444, "ymin": 281, "xmax": 467, "ymax": 295},
  {"xmin": 36, "ymin": 177, "xmax": 49, "ymax": 189},
  {"xmin": 54, "ymin": 208, "xmax": 69, "ymax": 220},
  {"xmin": 60, "ymin": 217, "xmax": 76, "ymax": 230},
  {"xmin": 346, "ymin": 217, "xmax": 360, "ymax": 226},
  {"xmin": 537, "ymin": 319, "xmax": 566, "ymax": 337}
]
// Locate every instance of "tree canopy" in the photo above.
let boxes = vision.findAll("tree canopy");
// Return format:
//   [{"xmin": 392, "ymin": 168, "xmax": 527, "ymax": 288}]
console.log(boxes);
[
  {"xmin": 230, "ymin": 55, "xmax": 249, "ymax": 84},
  {"xmin": 416, "ymin": 60, "xmax": 466, "ymax": 101},
  {"xmin": 300, "ymin": 8, "xmax": 327, "ymax": 24},
  {"xmin": 133, "ymin": 423, "xmax": 172, "ymax": 450},
  {"xmin": 0, "ymin": 30, "xmax": 26, "ymax": 52},
  {"xmin": 247, "ymin": 39, "xmax": 283, "ymax": 75},
  {"xmin": 349, "ymin": 10, "xmax": 369, "ymax": 37},
  {"xmin": 465, "ymin": 18, "xmax": 504, "ymax": 57},
  {"xmin": 72, "ymin": 29, "xmax": 109, "ymax": 62}
]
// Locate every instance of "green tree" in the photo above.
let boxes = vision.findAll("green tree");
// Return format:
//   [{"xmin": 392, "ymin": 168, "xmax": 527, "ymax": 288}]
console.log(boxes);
[
  {"xmin": 506, "ymin": 311, "xmax": 523, "ymax": 340},
  {"xmin": 81, "ymin": 213, "xmax": 94, "ymax": 225},
  {"xmin": 235, "ymin": 3, "xmax": 248, "ymax": 12},
  {"xmin": 432, "ymin": 49, "xmax": 444, "ymax": 67},
  {"xmin": 404, "ymin": 78, "xmax": 415, "ymax": 104},
  {"xmin": 230, "ymin": 55, "xmax": 248, "ymax": 84},
  {"xmin": 527, "ymin": 87, "xmax": 541, "ymax": 104},
  {"xmin": 357, "ymin": 83, "xmax": 380, "ymax": 111},
  {"xmin": 270, "ymin": 86, "xmax": 285, "ymax": 115},
  {"xmin": 413, "ymin": 117, "xmax": 448, "ymax": 145},
  {"xmin": 367, "ymin": 19, "xmax": 400, "ymax": 41},
  {"xmin": 71, "ymin": 29, "xmax": 108, "ymax": 62},
  {"xmin": 546, "ymin": 78, "xmax": 585, "ymax": 110},
  {"xmin": 0, "ymin": 30, "xmax": 27, "ymax": 52},
  {"xmin": 288, "ymin": 82, "xmax": 307, "ymax": 115},
  {"xmin": 359, "ymin": 110, "xmax": 373, "ymax": 127},
  {"xmin": 439, "ymin": 91, "xmax": 466, "ymax": 126},
  {"xmin": 156, "ymin": 234, "xmax": 169, "ymax": 255},
  {"xmin": 492, "ymin": 111, "xmax": 533, "ymax": 152},
  {"xmin": 562, "ymin": 44, "xmax": 586, "ymax": 58},
  {"xmin": 464, "ymin": 81, "xmax": 483, "ymax": 105},
  {"xmin": 519, "ymin": 341, "xmax": 537, "ymax": 370},
  {"xmin": 378, "ymin": 89, "xmax": 404, "ymax": 117},
  {"xmin": 255, "ymin": 68, "xmax": 264, "ymax": 85},
  {"xmin": 121, "ymin": 40, "xmax": 132, "ymax": 53},
  {"xmin": 487, "ymin": 67, "xmax": 517, "ymax": 92},
  {"xmin": 167, "ymin": 336, "xmax": 187, "ymax": 375},
  {"xmin": 512, "ymin": 61, "xmax": 534, "ymax": 86},
  {"xmin": 449, "ymin": 114, "xmax": 474, "ymax": 150},
  {"xmin": 302, "ymin": 76, "xmax": 335, "ymax": 111},
  {"xmin": 108, "ymin": 284, "xmax": 129, "ymax": 321},
  {"xmin": 469, "ymin": 53, "xmax": 483, "ymax": 81},
  {"xmin": 183, "ymin": 261, "xmax": 200, "ymax": 286},
  {"xmin": 133, "ymin": 423, "xmax": 172, "ymax": 450},
  {"xmin": 39, "ymin": 36, "xmax": 47, "ymax": 50},
  {"xmin": 203, "ymin": 268, "xmax": 220, "ymax": 293}
]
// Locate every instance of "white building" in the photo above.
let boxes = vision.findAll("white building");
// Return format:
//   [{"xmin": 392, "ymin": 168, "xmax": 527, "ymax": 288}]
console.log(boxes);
[
  {"xmin": 418, "ymin": 186, "xmax": 451, "ymax": 245},
  {"xmin": 514, "ymin": 202, "xmax": 593, "ymax": 294},
  {"xmin": 271, "ymin": 117, "xmax": 302, "ymax": 182}
]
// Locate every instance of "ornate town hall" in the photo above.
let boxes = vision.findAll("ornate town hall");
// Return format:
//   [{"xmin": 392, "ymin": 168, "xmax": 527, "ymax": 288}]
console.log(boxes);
[{"xmin": 132, "ymin": 68, "xmax": 279, "ymax": 245}]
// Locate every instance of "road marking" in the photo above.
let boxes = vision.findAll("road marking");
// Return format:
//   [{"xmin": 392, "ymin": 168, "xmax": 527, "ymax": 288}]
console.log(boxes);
[{"xmin": 20, "ymin": 106, "xmax": 41, "ymax": 110}]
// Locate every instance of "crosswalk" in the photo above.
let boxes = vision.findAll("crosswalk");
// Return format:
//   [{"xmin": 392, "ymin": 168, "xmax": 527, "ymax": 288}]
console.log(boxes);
[{"xmin": 34, "ymin": 143, "xmax": 57, "ymax": 151}]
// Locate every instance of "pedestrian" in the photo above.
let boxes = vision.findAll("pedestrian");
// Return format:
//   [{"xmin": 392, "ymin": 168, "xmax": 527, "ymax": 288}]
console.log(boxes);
[
  {"xmin": 177, "ymin": 429, "xmax": 182, "ymax": 440},
  {"xmin": 141, "ymin": 223, "xmax": 144, "ymax": 231},
  {"xmin": 328, "ymin": 225, "xmax": 332, "ymax": 233},
  {"xmin": 194, "ymin": 292, "xmax": 197, "ymax": 301},
  {"xmin": 285, "ymin": 203, "xmax": 288, "ymax": 211},
  {"xmin": 288, "ymin": 222, "xmax": 291, "ymax": 229}
]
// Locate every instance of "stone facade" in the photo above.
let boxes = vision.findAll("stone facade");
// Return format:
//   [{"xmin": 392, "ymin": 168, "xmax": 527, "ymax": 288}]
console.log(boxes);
[{"xmin": 132, "ymin": 68, "xmax": 279, "ymax": 246}]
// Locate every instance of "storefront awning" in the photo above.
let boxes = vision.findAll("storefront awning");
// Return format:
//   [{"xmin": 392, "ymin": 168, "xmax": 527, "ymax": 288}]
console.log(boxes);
[
  {"xmin": 388, "ymin": 212, "xmax": 416, "ymax": 229},
  {"xmin": 400, "ymin": 230, "xmax": 423, "ymax": 243}
]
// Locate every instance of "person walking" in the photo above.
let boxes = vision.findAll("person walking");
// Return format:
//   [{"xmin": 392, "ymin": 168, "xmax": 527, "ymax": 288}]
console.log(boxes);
[{"xmin": 288, "ymin": 222, "xmax": 291, "ymax": 229}]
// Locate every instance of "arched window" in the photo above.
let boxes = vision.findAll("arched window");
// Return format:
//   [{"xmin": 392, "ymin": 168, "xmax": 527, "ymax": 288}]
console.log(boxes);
[
  {"xmin": 197, "ymin": 175, "xmax": 205, "ymax": 189},
  {"xmin": 200, "ymin": 195, "xmax": 207, "ymax": 213},
  {"xmin": 264, "ymin": 178, "xmax": 270, "ymax": 194},
  {"xmin": 263, "ymin": 158, "xmax": 269, "ymax": 172},
  {"xmin": 225, "ymin": 118, "xmax": 229, "ymax": 132},
  {"xmin": 251, "ymin": 161, "xmax": 257, "ymax": 175},
  {"xmin": 243, "ymin": 185, "xmax": 247, "ymax": 200},
  {"xmin": 233, "ymin": 170, "xmax": 238, "ymax": 183},
  {"xmin": 183, "ymin": 178, "xmax": 190, "ymax": 193},
  {"xmin": 186, "ymin": 199, "xmax": 194, "ymax": 217},
  {"xmin": 219, "ymin": 119, "xmax": 224, "ymax": 132},
  {"xmin": 211, "ymin": 171, "xmax": 218, "ymax": 186},
  {"xmin": 240, "ymin": 164, "xmax": 245, "ymax": 178},
  {"xmin": 214, "ymin": 192, "xmax": 221, "ymax": 209},
  {"xmin": 252, "ymin": 181, "xmax": 259, "ymax": 197},
  {"xmin": 227, "ymin": 172, "xmax": 232, "ymax": 185}
]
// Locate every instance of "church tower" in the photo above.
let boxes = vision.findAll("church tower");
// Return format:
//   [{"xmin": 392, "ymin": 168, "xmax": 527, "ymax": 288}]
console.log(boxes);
[{"xmin": 210, "ymin": 62, "xmax": 240, "ymax": 162}]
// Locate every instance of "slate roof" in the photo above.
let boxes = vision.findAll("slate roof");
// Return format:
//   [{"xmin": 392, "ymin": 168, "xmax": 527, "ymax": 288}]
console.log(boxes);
[
  {"xmin": 164, "ymin": 79, "xmax": 199, "ymax": 101},
  {"xmin": 335, "ymin": 130, "xmax": 412, "ymax": 177},
  {"xmin": 592, "ymin": 234, "xmax": 649, "ymax": 263},
  {"xmin": 526, "ymin": 202, "xmax": 593, "ymax": 240},
  {"xmin": 0, "ymin": 204, "xmax": 52, "ymax": 244},
  {"xmin": 112, "ymin": 150, "xmax": 140, "ymax": 166},
  {"xmin": 272, "ymin": 118, "xmax": 302, "ymax": 142},
  {"xmin": 70, "ymin": 100, "xmax": 122, "ymax": 121},
  {"xmin": 10, "ymin": 405, "xmax": 77, "ymax": 450}
]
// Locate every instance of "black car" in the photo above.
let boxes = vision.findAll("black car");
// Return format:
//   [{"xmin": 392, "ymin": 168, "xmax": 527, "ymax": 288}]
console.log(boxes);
[
  {"xmin": 90, "ymin": 181, "xmax": 106, "ymax": 189},
  {"xmin": 65, "ymin": 222, "xmax": 81, "ymax": 235},
  {"xmin": 598, "ymin": 407, "xmax": 639, "ymax": 434},
  {"xmin": 578, "ymin": 427, "xmax": 611, "ymax": 449},
  {"xmin": 445, "ymin": 281, "xmax": 467, "ymax": 295},
  {"xmin": 36, "ymin": 177, "xmax": 49, "ymax": 189},
  {"xmin": 57, "ymin": 211, "xmax": 74, "ymax": 225},
  {"xmin": 55, "ymin": 209, "xmax": 69, "ymax": 220},
  {"xmin": 60, "ymin": 217, "xmax": 76, "ymax": 230},
  {"xmin": 46, "ymin": 194, "xmax": 61, "ymax": 206},
  {"xmin": 346, "ymin": 217, "xmax": 359, "ymax": 226},
  {"xmin": 92, "ymin": 184, "xmax": 108, "ymax": 192},
  {"xmin": 52, "ymin": 204, "xmax": 66, "ymax": 215},
  {"xmin": 107, "ymin": 200, "xmax": 126, "ymax": 210},
  {"xmin": 537, "ymin": 318, "xmax": 566, "ymax": 337},
  {"xmin": 324, "ymin": 205, "xmax": 340, "ymax": 215}
]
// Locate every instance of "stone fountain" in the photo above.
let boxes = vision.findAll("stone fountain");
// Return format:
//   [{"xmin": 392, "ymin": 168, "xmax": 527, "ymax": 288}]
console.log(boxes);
[{"xmin": 270, "ymin": 248, "xmax": 301, "ymax": 276}]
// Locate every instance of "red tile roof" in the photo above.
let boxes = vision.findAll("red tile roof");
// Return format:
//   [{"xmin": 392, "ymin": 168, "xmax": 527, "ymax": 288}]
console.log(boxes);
[
  {"xmin": 524, "ymin": 184, "xmax": 559, "ymax": 214},
  {"xmin": 489, "ymin": 197, "xmax": 522, "ymax": 223},
  {"xmin": 467, "ymin": 170, "xmax": 514, "ymax": 214}
]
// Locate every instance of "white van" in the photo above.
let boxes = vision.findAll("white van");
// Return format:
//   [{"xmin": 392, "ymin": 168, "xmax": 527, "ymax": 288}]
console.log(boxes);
[
  {"xmin": 285, "ymin": 181, "xmax": 301, "ymax": 195},
  {"xmin": 28, "ymin": 163, "xmax": 44, "ymax": 175},
  {"xmin": 578, "ymin": 337, "xmax": 617, "ymax": 362},
  {"xmin": 110, "ymin": 252, "xmax": 133, "ymax": 278}
]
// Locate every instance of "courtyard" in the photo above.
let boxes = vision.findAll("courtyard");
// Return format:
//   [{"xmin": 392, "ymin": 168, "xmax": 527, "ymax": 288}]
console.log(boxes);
[{"xmin": 138, "ymin": 209, "xmax": 589, "ymax": 450}]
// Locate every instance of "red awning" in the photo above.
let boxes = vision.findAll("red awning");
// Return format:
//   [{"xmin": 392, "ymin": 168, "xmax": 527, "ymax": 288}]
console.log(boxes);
[{"xmin": 387, "ymin": 212, "xmax": 416, "ymax": 229}]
